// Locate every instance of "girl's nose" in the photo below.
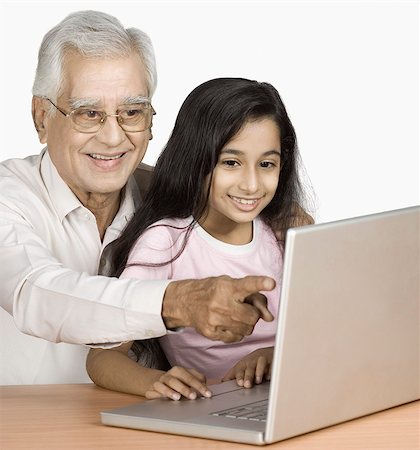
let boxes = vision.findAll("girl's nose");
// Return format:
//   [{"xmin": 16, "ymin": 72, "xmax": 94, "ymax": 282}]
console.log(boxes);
[{"xmin": 238, "ymin": 169, "xmax": 259, "ymax": 194}]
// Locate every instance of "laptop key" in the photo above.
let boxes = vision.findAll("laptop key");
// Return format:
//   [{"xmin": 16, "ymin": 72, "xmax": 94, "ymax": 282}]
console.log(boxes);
[{"xmin": 211, "ymin": 399, "xmax": 268, "ymax": 422}]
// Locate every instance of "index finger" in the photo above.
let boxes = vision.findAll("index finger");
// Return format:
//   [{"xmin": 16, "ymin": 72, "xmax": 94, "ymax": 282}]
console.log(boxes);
[
  {"xmin": 245, "ymin": 293, "xmax": 274, "ymax": 322},
  {"xmin": 234, "ymin": 276, "xmax": 276, "ymax": 298},
  {"xmin": 187, "ymin": 368, "xmax": 213, "ymax": 398}
]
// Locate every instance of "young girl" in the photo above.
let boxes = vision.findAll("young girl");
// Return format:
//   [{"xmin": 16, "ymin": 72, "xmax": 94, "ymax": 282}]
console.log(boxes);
[{"xmin": 87, "ymin": 78, "xmax": 310, "ymax": 401}]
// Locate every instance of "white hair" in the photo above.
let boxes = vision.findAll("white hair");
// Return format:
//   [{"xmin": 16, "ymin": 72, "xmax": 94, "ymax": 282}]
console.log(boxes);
[{"xmin": 32, "ymin": 10, "xmax": 157, "ymax": 104}]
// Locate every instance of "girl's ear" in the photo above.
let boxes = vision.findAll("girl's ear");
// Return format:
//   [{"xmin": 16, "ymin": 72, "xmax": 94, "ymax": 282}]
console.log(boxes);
[{"xmin": 32, "ymin": 97, "xmax": 49, "ymax": 144}]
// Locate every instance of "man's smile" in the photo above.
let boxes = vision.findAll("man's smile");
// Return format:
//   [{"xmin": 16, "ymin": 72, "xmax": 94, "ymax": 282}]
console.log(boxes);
[{"xmin": 88, "ymin": 152, "xmax": 125, "ymax": 160}]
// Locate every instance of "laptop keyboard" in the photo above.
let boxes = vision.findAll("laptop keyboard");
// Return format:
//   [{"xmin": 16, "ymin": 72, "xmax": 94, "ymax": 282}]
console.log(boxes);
[{"xmin": 211, "ymin": 399, "xmax": 268, "ymax": 422}]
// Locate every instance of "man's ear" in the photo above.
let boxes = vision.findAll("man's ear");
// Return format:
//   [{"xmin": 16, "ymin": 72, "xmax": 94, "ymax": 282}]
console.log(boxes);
[{"xmin": 32, "ymin": 96, "xmax": 49, "ymax": 144}]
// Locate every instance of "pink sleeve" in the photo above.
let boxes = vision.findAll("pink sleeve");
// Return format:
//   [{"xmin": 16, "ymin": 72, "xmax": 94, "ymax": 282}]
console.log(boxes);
[{"xmin": 120, "ymin": 226, "xmax": 173, "ymax": 281}]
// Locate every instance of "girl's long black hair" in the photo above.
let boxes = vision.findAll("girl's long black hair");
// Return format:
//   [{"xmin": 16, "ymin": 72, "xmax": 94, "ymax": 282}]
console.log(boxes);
[{"xmin": 110, "ymin": 77, "xmax": 309, "ymax": 279}]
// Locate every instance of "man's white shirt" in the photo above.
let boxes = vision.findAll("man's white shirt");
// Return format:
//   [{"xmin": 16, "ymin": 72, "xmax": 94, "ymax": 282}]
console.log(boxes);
[{"xmin": 0, "ymin": 149, "xmax": 169, "ymax": 384}]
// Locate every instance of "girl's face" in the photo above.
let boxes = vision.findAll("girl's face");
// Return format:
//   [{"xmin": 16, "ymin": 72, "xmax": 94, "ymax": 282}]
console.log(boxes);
[{"xmin": 200, "ymin": 117, "xmax": 281, "ymax": 245}]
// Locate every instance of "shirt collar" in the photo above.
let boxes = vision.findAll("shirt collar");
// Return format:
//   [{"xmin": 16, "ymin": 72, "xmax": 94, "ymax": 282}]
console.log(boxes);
[
  {"xmin": 103, "ymin": 176, "xmax": 139, "ymax": 247},
  {"xmin": 40, "ymin": 148, "xmax": 82, "ymax": 222}
]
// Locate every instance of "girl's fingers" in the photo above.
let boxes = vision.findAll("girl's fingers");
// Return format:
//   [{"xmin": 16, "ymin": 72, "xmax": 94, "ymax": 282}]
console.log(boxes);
[
  {"xmin": 164, "ymin": 376, "xmax": 198, "ymax": 399},
  {"xmin": 255, "ymin": 356, "xmax": 268, "ymax": 384},
  {"xmin": 147, "ymin": 380, "xmax": 182, "ymax": 401},
  {"xmin": 243, "ymin": 362, "xmax": 257, "ymax": 388},
  {"xmin": 147, "ymin": 367, "xmax": 211, "ymax": 400},
  {"xmin": 167, "ymin": 367, "xmax": 211, "ymax": 398},
  {"xmin": 235, "ymin": 368, "xmax": 245, "ymax": 387}
]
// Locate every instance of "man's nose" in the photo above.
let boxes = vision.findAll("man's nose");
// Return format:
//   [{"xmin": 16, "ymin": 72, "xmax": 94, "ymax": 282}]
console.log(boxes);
[{"xmin": 95, "ymin": 115, "xmax": 126, "ymax": 147}]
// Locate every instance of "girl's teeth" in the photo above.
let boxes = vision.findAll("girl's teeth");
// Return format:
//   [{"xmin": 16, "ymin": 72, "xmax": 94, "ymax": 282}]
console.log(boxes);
[
  {"xmin": 90, "ymin": 153, "xmax": 123, "ymax": 160},
  {"xmin": 231, "ymin": 196, "xmax": 257, "ymax": 205}
]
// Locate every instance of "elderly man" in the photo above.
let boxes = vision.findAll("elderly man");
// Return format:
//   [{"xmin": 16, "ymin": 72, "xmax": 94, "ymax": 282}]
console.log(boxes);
[{"xmin": 0, "ymin": 11, "xmax": 279, "ymax": 385}]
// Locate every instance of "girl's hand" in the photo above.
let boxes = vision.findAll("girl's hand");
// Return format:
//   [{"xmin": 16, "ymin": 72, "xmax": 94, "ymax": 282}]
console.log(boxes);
[
  {"xmin": 221, "ymin": 347, "xmax": 274, "ymax": 388},
  {"xmin": 145, "ymin": 366, "xmax": 212, "ymax": 401}
]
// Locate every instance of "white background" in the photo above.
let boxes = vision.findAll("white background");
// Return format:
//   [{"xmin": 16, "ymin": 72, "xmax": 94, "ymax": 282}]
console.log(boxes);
[{"xmin": 0, "ymin": 0, "xmax": 418, "ymax": 222}]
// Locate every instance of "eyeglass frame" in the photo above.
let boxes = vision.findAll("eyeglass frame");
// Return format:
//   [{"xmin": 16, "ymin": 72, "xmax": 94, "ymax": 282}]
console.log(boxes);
[{"xmin": 46, "ymin": 98, "xmax": 156, "ymax": 134}]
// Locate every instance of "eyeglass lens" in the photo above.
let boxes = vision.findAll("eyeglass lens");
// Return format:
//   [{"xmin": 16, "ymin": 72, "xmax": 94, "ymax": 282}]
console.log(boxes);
[{"xmin": 71, "ymin": 104, "xmax": 153, "ymax": 133}]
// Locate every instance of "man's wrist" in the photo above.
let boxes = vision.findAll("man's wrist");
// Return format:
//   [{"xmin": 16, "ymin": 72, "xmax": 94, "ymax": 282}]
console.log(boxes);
[{"xmin": 162, "ymin": 280, "xmax": 192, "ymax": 329}]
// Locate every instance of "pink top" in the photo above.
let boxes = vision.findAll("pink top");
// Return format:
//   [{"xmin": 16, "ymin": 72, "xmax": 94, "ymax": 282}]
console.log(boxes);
[{"xmin": 121, "ymin": 216, "xmax": 283, "ymax": 380}]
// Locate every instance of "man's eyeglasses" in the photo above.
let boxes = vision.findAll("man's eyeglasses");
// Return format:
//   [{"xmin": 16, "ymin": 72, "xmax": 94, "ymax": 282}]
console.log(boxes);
[{"xmin": 47, "ymin": 99, "xmax": 155, "ymax": 134}]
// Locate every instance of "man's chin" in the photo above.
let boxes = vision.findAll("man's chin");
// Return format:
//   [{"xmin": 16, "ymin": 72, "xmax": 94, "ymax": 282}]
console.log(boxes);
[
  {"xmin": 90, "ymin": 172, "xmax": 129, "ymax": 192},
  {"xmin": 80, "ymin": 179, "xmax": 127, "ymax": 199}
]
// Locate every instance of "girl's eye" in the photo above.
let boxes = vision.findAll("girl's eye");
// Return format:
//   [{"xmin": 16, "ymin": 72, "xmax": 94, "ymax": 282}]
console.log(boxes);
[
  {"xmin": 222, "ymin": 160, "xmax": 239, "ymax": 167},
  {"xmin": 260, "ymin": 161, "xmax": 276, "ymax": 168}
]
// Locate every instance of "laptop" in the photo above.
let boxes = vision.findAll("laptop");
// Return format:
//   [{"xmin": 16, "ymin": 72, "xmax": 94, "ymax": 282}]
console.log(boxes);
[{"xmin": 101, "ymin": 206, "xmax": 420, "ymax": 445}]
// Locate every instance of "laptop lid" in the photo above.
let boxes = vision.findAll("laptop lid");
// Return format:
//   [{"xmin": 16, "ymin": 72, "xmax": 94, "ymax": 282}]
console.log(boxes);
[{"xmin": 265, "ymin": 205, "xmax": 419, "ymax": 442}]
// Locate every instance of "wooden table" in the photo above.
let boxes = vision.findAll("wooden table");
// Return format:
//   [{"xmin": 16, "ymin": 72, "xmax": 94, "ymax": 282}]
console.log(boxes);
[{"xmin": 1, "ymin": 384, "xmax": 419, "ymax": 449}]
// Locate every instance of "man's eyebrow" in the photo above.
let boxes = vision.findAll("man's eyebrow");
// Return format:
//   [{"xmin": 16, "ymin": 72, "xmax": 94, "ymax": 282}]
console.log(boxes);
[
  {"xmin": 67, "ymin": 95, "xmax": 150, "ymax": 109},
  {"xmin": 68, "ymin": 98, "xmax": 101, "ymax": 109},
  {"xmin": 220, "ymin": 149, "xmax": 281, "ymax": 157},
  {"xmin": 122, "ymin": 96, "xmax": 150, "ymax": 105}
]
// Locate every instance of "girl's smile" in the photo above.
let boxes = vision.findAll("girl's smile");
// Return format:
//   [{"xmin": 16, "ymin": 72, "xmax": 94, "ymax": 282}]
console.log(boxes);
[{"xmin": 228, "ymin": 195, "xmax": 266, "ymax": 211}]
